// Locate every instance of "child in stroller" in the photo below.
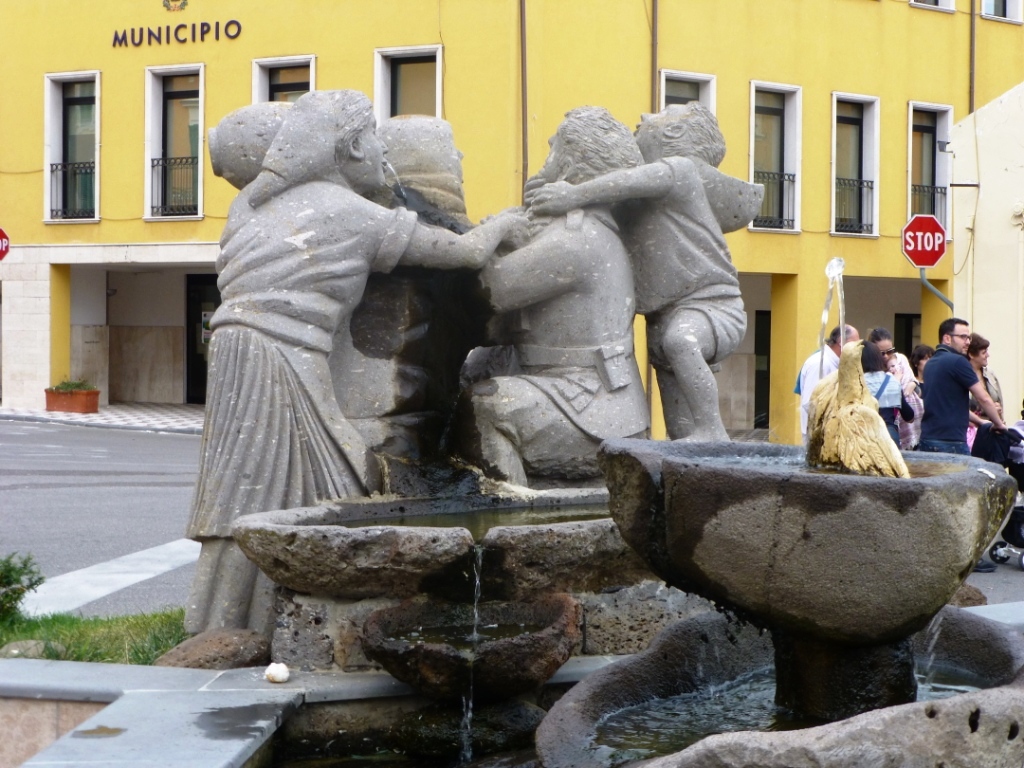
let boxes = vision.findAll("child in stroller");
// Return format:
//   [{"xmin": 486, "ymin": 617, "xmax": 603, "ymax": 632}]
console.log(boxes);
[{"xmin": 977, "ymin": 419, "xmax": 1024, "ymax": 569}]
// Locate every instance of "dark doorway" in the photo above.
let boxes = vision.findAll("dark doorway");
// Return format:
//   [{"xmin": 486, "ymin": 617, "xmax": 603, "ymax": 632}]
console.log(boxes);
[
  {"xmin": 186, "ymin": 274, "xmax": 220, "ymax": 404},
  {"xmin": 754, "ymin": 310, "xmax": 771, "ymax": 428}
]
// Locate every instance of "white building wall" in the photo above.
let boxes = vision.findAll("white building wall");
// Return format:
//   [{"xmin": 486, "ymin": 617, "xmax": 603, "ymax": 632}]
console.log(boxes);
[{"xmin": 951, "ymin": 83, "xmax": 1024, "ymax": 420}]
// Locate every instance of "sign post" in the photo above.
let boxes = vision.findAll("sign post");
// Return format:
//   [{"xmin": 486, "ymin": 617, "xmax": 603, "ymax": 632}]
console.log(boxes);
[
  {"xmin": 0, "ymin": 227, "xmax": 9, "ymax": 261},
  {"xmin": 901, "ymin": 214, "xmax": 946, "ymax": 268},
  {"xmin": 902, "ymin": 214, "xmax": 953, "ymax": 311}
]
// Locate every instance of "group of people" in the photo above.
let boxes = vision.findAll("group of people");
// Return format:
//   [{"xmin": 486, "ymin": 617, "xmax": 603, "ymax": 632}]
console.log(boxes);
[
  {"xmin": 798, "ymin": 317, "xmax": 1006, "ymax": 455},
  {"xmin": 798, "ymin": 316, "xmax": 1008, "ymax": 572}
]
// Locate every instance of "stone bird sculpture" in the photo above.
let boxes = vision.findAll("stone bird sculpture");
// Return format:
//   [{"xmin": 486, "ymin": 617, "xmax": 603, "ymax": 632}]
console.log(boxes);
[{"xmin": 806, "ymin": 340, "xmax": 910, "ymax": 479}]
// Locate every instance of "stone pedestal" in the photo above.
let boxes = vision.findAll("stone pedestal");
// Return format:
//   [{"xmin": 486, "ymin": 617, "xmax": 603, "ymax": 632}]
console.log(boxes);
[{"xmin": 773, "ymin": 629, "xmax": 917, "ymax": 721}]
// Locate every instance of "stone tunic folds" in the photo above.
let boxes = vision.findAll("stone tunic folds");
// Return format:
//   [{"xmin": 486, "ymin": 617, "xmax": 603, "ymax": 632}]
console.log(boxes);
[{"xmin": 185, "ymin": 182, "xmax": 418, "ymax": 633}]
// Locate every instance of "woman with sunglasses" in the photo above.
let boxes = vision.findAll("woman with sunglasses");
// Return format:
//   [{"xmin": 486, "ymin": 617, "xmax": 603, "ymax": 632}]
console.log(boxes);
[{"xmin": 867, "ymin": 327, "xmax": 920, "ymax": 449}]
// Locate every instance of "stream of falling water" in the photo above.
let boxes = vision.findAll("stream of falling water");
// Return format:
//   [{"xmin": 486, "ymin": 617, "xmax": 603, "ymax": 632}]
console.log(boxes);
[
  {"xmin": 818, "ymin": 257, "xmax": 846, "ymax": 377},
  {"xmin": 458, "ymin": 544, "xmax": 484, "ymax": 764}
]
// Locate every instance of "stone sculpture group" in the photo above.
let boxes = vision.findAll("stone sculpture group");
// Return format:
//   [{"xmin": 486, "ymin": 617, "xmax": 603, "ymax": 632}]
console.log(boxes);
[{"xmin": 188, "ymin": 89, "xmax": 761, "ymax": 634}]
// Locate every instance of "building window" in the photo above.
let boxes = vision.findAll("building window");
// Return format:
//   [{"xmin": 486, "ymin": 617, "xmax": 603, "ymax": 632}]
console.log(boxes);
[
  {"xmin": 145, "ymin": 65, "xmax": 204, "ymax": 219},
  {"xmin": 660, "ymin": 70, "xmax": 715, "ymax": 111},
  {"xmin": 751, "ymin": 85, "xmax": 801, "ymax": 231},
  {"xmin": 833, "ymin": 95, "xmax": 879, "ymax": 236},
  {"xmin": 911, "ymin": 0, "xmax": 953, "ymax": 10},
  {"xmin": 253, "ymin": 56, "xmax": 315, "ymax": 103},
  {"xmin": 55, "ymin": 82, "xmax": 96, "ymax": 219},
  {"xmin": 982, "ymin": 0, "xmax": 1022, "ymax": 20},
  {"xmin": 908, "ymin": 103, "xmax": 952, "ymax": 228},
  {"xmin": 374, "ymin": 46, "xmax": 442, "ymax": 125},
  {"xmin": 269, "ymin": 66, "xmax": 310, "ymax": 102},
  {"xmin": 44, "ymin": 72, "xmax": 99, "ymax": 222}
]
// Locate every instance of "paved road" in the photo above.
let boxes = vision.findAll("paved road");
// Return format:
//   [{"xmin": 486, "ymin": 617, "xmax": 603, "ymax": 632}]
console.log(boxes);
[{"xmin": 0, "ymin": 419, "xmax": 200, "ymax": 617}]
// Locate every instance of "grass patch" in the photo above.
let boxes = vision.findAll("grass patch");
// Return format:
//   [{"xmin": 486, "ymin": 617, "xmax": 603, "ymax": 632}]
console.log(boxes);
[{"xmin": 0, "ymin": 609, "xmax": 188, "ymax": 665}]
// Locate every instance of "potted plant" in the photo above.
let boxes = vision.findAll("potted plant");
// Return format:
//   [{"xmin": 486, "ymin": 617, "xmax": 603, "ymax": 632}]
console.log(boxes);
[{"xmin": 44, "ymin": 378, "xmax": 100, "ymax": 414}]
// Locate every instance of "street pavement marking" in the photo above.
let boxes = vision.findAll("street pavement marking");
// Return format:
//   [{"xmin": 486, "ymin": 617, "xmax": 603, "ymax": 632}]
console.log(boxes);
[{"xmin": 20, "ymin": 539, "xmax": 201, "ymax": 617}]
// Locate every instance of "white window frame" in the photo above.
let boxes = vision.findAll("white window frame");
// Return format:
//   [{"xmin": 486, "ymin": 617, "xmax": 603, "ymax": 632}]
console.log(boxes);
[
  {"xmin": 906, "ymin": 101, "xmax": 953, "ymax": 233},
  {"xmin": 748, "ymin": 81, "xmax": 802, "ymax": 233},
  {"xmin": 144, "ymin": 63, "xmax": 205, "ymax": 221},
  {"xmin": 909, "ymin": 0, "xmax": 955, "ymax": 13},
  {"xmin": 982, "ymin": 0, "xmax": 1024, "ymax": 22},
  {"xmin": 830, "ymin": 92, "xmax": 881, "ymax": 238},
  {"xmin": 373, "ymin": 45, "xmax": 443, "ymax": 126},
  {"xmin": 660, "ymin": 69, "xmax": 716, "ymax": 113},
  {"xmin": 252, "ymin": 55, "xmax": 316, "ymax": 104},
  {"xmin": 43, "ymin": 70, "xmax": 101, "ymax": 224}
]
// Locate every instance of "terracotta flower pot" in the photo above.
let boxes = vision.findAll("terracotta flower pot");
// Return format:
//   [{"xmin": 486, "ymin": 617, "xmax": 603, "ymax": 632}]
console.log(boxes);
[{"xmin": 44, "ymin": 388, "xmax": 99, "ymax": 414}]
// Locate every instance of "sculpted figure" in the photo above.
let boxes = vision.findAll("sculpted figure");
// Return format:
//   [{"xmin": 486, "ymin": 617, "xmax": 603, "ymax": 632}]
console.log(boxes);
[
  {"xmin": 330, "ymin": 116, "xmax": 489, "ymax": 459},
  {"xmin": 529, "ymin": 103, "xmax": 762, "ymax": 441},
  {"xmin": 455, "ymin": 107, "xmax": 649, "ymax": 486},
  {"xmin": 189, "ymin": 91, "xmax": 523, "ymax": 634}
]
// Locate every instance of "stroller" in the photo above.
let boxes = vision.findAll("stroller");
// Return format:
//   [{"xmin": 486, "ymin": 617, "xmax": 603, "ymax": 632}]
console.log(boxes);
[{"xmin": 975, "ymin": 421, "xmax": 1024, "ymax": 569}]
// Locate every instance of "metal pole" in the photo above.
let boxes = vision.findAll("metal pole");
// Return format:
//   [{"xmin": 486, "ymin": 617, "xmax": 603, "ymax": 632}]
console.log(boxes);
[{"xmin": 920, "ymin": 268, "xmax": 954, "ymax": 311}]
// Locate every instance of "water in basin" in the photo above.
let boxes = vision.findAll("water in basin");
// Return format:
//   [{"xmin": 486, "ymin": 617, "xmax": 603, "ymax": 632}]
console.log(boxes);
[
  {"xmin": 386, "ymin": 621, "xmax": 549, "ymax": 651},
  {"xmin": 592, "ymin": 665, "xmax": 983, "ymax": 764},
  {"xmin": 336, "ymin": 504, "xmax": 610, "ymax": 540}
]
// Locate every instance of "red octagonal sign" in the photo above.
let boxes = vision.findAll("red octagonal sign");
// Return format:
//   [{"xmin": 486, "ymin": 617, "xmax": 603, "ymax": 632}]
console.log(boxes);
[
  {"xmin": 0, "ymin": 227, "xmax": 9, "ymax": 261},
  {"xmin": 902, "ymin": 214, "xmax": 946, "ymax": 269}
]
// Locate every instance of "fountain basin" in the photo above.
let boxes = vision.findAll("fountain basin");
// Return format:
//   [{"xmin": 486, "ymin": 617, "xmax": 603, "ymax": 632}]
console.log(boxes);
[
  {"xmin": 361, "ymin": 594, "xmax": 582, "ymax": 702},
  {"xmin": 232, "ymin": 492, "xmax": 652, "ymax": 602},
  {"xmin": 600, "ymin": 439, "xmax": 1017, "ymax": 644},
  {"xmin": 536, "ymin": 607, "xmax": 1024, "ymax": 768}
]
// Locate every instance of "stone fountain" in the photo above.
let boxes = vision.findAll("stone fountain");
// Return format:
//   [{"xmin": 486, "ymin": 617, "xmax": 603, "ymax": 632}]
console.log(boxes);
[{"xmin": 184, "ymin": 91, "xmax": 1024, "ymax": 768}]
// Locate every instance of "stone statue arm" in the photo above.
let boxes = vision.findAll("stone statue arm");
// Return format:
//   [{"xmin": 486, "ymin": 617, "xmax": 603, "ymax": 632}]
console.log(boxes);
[
  {"xmin": 479, "ymin": 228, "xmax": 580, "ymax": 312},
  {"xmin": 525, "ymin": 163, "xmax": 675, "ymax": 215},
  {"xmin": 401, "ymin": 209, "xmax": 527, "ymax": 270}
]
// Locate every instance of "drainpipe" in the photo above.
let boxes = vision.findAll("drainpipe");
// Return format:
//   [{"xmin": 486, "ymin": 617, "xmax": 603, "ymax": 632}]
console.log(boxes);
[
  {"xmin": 651, "ymin": 0, "xmax": 659, "ymax": 112},
  {"xmin": 969, "ymin": 0, "xmax": 976, "ymax": 113},
  {"xmin": 520, "ymin": 0, "xmax": 529, "ymax": 202},
  {"xmin": 647, "ymin": 0, "xmax": 660, "ymax": 410}
]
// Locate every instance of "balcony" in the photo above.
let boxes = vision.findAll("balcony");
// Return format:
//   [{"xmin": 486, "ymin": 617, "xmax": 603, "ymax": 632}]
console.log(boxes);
[
  {"xmin": 49, "ymin": 162, "xmax": 95, "ymax": 219},
  {"xmin": 753, "ymin": 171, "xmax": 796, "ymax": 229},
  {"xmin": 835, "ymin": 177, "xmax": 874, "ymax": 234},
  {"xmin": 151, "ymin": 156, "xmax": 198, "ymax": 216},
  {"xmin": 911, "ymin": 184, "xmax": 947, "ymax": 224}
]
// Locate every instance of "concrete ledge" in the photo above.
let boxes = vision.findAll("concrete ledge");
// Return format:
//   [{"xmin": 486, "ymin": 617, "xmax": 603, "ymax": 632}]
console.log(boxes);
[{"xmin": 963, "ymin": 600, "xmax": 1024, "ymax": 630}]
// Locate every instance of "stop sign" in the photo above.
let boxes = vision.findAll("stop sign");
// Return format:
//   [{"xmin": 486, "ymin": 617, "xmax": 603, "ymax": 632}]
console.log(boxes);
[
  {"xmin": 0, "ymin": 227, "xmax": 8, "ymax": 261},
  {"xmin": 901, "ymin": 214, "xmax": 946, "ymax": 268}
]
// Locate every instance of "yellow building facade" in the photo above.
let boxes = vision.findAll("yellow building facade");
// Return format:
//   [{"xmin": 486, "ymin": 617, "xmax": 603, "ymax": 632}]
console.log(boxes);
[{"xmin": 2, "ymin": 0, "xmax": 1022, "ymax": 443}]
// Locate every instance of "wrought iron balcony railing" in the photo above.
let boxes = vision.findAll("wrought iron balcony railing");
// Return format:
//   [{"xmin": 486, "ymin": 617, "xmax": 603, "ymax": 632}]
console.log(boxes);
[
  {"xmin": 151, "ymin": 156, "xmax": 198, "ymax": 216},
  {"xmin": 49, "ymin": 161, "xmax": 96, "ymax": 219},
  {"xmin": 911, "ymin": 184, "xmax": 947, "ymax": 223},
  {"xmin": 835, "ymin": 177, "xmax": 874, "ymax": 234},
  {"xmin": 753, "ymin": 171, "xmax": 796, "ymax": 229}
]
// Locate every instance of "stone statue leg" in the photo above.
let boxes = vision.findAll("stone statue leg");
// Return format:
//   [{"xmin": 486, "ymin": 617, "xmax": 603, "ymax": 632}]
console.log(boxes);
[
  {"xmin": 185, "ymin": 538, "xmax": 276, "ymax": 636},
  {"xmin": 653, "ymin": 308, "xmax": 729, "ymax": 442},
  {"xmin": 456, "ymin": 376, "xmax": 605, "ymax": 485}
]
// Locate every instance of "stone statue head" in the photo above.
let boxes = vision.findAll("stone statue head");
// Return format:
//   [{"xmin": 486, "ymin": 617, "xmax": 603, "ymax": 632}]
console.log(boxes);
[
  {"xmin": 247, "ymin": 90, "xmax": 387, "ymax": 206},
  {"xmin": 208, "ymin": 102, "xmax": 291, "ymax": 190},
  {"xmin": 635, "ymin": 102, "xmax": 726, "ymax": 167},
  {"xmin": 377, "ymin": 116, "xmax": 470, "ymax": 225},
  {"xmin": 536, "ymin": 106, "xmax": 644, "ymax": 186}
]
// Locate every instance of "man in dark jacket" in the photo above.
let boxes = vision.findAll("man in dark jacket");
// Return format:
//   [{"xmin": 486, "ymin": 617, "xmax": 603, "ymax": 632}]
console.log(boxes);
[{"xmin": 920, "ymin": 317, "xmax": 1006, "ymax": 455}]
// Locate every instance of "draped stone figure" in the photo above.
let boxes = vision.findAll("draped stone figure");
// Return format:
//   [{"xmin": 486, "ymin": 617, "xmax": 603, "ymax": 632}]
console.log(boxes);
[{"xmin": 188, "ymin": 92, "xmax": 524, "ymax": 634}]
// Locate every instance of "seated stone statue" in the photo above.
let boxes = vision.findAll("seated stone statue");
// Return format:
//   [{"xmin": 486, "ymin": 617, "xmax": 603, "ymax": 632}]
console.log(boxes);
[
  {"xmin": 188, "ymin": 92, "xmax": 524, "ymax": 635},
  {"xmin": 527, "ymin": 103, "xmax": 763, "ymax": 441},
  {"xmin": 454, "ymin": 107, "xmax": 649, "ymax": 487}
]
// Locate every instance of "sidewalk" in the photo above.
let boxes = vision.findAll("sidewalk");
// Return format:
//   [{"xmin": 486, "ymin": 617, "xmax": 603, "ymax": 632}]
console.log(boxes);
[{"xmin": 0, "ymin": 402, "xmax": 204, "ymax": 435}]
